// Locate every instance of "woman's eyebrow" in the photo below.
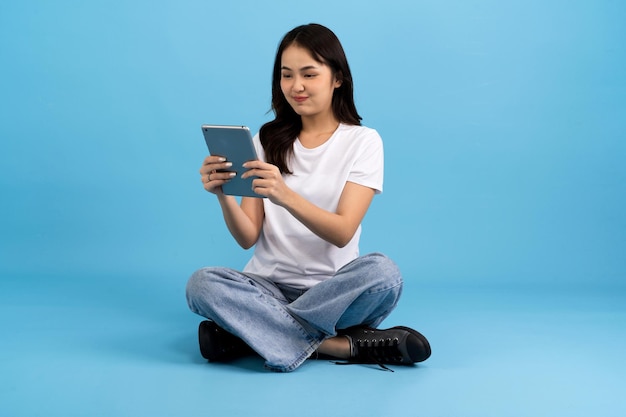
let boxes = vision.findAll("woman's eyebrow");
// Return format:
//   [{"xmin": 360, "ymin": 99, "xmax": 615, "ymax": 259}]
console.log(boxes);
[{"xmin": 281, "ymin": 65, "xmax": 319, "ymax": 71}]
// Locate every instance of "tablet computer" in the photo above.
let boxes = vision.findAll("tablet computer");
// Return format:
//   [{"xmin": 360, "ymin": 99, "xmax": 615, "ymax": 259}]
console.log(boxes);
[{"xmin": 201, "ymin": 124, "xmax": 264, "ymax": 198}]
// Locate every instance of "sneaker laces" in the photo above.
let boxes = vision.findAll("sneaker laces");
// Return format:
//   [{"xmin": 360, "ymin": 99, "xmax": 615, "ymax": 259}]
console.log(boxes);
[{"xmin": 335, "ymin": 336, "xmax": 403, "ymax": 372}]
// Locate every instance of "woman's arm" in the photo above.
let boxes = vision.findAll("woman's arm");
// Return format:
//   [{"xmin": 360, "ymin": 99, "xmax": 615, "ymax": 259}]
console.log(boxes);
[
  {"xmin": 200, "ymin": 156, "xmax": 264, "ymax": 249},
  {"xmin": 242, "ymin": 161, "xmax": 375, "ymax": 248},
  {"xmin": 283, "ymin": 181, "xmax": 375, "ymax": 247},
  {"xmin": 217, "ymin": 195, "xmax": 264, "ymax": 249}
]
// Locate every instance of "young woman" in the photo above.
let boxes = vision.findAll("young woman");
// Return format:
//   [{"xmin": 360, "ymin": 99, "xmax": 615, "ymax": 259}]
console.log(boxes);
[{"xmin": 186, "ymin": 23, "xmax": 431, "ymax": 372}]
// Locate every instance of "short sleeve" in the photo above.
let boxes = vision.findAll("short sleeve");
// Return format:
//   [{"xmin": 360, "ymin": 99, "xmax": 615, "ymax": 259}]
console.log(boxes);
[{"xmin": 347, "ymin": 129, "xmax": 384, "ymax": 194}]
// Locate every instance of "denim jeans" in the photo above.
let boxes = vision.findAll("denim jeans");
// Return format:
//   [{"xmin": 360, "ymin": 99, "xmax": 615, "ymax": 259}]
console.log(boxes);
[{"xmin": 185, "ymin": 252, "xmax": 403, "ymax": 372}]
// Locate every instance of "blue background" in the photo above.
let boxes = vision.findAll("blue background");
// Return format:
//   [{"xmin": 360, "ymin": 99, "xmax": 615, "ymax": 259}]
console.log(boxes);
[
  {"xmin": 1, "ymin": 0, "xmax": 624, "ymax": 287},
  {"xmin": 1, "ymin": 1, "xmax": 625, "ymax": 416}
]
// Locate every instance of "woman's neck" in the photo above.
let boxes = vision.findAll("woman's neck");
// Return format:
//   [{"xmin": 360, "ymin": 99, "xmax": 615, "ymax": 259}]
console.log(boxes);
[
  {"xmin": 298, "ymin": 115, "xmax": 340, "ymax": 149},
  {"xmin": 300, "ymin": 107, "xmax": 339, "ymax": 132}
]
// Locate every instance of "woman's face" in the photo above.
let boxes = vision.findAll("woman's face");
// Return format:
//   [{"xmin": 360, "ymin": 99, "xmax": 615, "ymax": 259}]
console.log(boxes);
[{"xmin": 280, "ymin": 44, "xmax": 341, "ymax": 120}]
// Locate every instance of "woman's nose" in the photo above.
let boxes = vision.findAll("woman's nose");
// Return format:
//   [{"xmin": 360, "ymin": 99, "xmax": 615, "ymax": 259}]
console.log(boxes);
[{"xmin": 292, "ymin": 77, "xmax": 304, "ymax": 92}]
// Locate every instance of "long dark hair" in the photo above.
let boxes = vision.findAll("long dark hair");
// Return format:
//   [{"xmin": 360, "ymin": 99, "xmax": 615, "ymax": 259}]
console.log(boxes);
[{"xmin": 259, "ymin": 23, "xmax": 362, "ymax": 174}]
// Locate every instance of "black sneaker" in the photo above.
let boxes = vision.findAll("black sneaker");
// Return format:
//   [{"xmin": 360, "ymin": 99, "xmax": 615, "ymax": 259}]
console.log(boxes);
[
  {"xmin": 338, "ymin": 325, "xmax": 431, "ymax": 369},
  {"xmin": 198, "ymin": 320, "xmax": 254, "ymax": 362}
]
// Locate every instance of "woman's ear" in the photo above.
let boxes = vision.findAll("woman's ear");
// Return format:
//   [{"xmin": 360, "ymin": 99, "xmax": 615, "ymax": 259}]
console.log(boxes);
[{"xmin": 334, "ymin": 71, "xmax": 343, "ymax": 88}]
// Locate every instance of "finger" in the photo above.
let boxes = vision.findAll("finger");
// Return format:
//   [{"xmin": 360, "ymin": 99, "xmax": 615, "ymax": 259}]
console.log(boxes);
[
  {"xmin": 243, "ymin": 160, "xmax": 272, "ymax": 171},
  {"xmin": 251, "ymin": 177, "xmax": 273, "ymax": 191},
  {"xmin": 241, "ymin": 167, "xmax": 267, "ymax": 179},
  {"xmin": 200, "ymin": 161, "xmax": 233, "ymax": 175},
  {"xmin": 244, "ymin": 167, "xmax": 279, "ymax": 180},
  {"xmin": 208, "ymin": 171, "xmax": 237, "ymax": 182},
  {"xmin": 242, "ymin": 160, "xmax": 260, "ymax": 168},
  {"xmin": 251, "ymin": 182, "xmax": 267, "ymax": 196},
  {"xmin": 204, "ymin": 156, "xmax": 226, "ymax": 165},
  {"xmin": 203, "ymin": 179, "xmax": 221, "ymax": 193},
  {"xmin": 240, "ymin": 169, "xmax": 254, "ymax": 179},
  {"xmin": 202, "ymin": 173, "xmax": 235, "ymax": 194},
  {"xmin": 200, "ymin": 156, "xmax": 225, "ymax": 173}
]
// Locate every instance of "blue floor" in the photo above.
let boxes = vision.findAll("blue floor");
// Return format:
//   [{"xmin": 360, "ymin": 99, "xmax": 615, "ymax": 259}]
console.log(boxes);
[{"xmin": 1, "ymin": 273, "xmax": 624, "ymax": 417}]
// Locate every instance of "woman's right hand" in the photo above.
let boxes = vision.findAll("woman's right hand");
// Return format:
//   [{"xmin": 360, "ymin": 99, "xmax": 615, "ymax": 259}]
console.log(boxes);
[{"xmin": 199, "ymin": 156, "xmax": 236, "ymax": 195}]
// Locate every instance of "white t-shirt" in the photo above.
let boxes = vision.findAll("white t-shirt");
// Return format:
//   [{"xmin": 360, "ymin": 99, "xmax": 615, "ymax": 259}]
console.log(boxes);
[{"xmin": 243, "ymin": 123, "xmax": 384, "ymax": 289}]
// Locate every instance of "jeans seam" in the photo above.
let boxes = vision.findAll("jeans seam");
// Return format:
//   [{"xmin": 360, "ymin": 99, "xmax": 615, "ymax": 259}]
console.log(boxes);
[{"xmin": 362, "ymin": 279, "xmax": 403, "ymax": 295}]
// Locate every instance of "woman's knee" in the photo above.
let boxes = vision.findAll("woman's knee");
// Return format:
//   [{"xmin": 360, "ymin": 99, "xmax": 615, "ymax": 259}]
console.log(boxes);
[
  {"xmin": 360, "ymin": 253, "xmax": 403, "ymax": 286},
  {"xmin": 336, "ymin": 253, "xmax": 403, "ymax": 292},
  {"xmin": 186, "ymin": 267, "xmax": 225, "ymax": 306}
]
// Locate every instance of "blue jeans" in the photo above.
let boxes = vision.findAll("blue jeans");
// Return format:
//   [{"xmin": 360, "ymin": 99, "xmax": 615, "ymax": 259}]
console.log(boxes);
[{"xmin": 185, "ymin": 253, "xmax": 403, "ymax": 372}]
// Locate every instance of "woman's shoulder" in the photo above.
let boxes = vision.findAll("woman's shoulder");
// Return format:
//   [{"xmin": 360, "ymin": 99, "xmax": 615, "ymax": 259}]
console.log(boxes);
[
  {"xmin": 339, "ymin": 123, "xmax": 377, "ymax": 133},
  {"xmin": 337, "ymin": 124, "xmax": 383, "ymax": 147},
  {"xmin": 338, "ymin": 123, "xmax": 381, "ymax": 140}
]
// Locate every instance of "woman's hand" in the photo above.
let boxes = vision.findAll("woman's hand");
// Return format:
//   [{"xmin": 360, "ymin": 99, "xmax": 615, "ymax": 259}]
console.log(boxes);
[
  {"xmin": 241, "ymin": 160, "xmax": 293, "ymax": 206},
  {"xmin": 199, "ymin": 156, "xmax": 236, "ymax": 195}
]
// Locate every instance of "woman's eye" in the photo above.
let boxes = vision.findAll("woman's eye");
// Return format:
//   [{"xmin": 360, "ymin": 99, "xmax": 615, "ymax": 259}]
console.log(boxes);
[
  {"xmin": 304, "ymin": 74, "xmax": 317, "ymax": 78},
  {"xmin": 281, "ymin": 73, "xmax": 292, "ymax": 79}
]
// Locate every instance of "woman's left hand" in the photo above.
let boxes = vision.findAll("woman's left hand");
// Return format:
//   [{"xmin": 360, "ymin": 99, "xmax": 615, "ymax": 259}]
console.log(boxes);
[{"xmin": 241, "ymin": 160, "xmax": 293, "ymax": 206}]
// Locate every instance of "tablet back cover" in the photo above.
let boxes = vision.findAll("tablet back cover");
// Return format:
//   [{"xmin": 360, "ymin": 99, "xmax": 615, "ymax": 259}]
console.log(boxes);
[{"xmin": 201, "ymin": 125, "xmax": 264, "ymax": 198}]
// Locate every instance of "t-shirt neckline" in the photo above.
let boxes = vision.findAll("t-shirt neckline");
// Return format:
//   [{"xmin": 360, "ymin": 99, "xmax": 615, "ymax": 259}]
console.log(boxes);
[{"xmin": 295, "ymin": 123, "xmax": 344, "ymax": 152}]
